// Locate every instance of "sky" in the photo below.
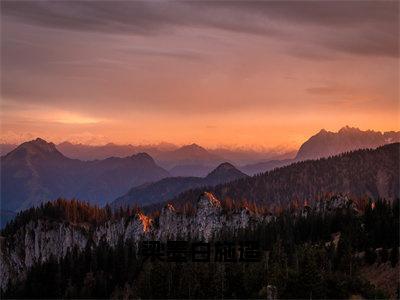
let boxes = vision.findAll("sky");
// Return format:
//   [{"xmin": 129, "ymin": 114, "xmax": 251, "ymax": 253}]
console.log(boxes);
[{"xmin": 1, "ymin": 1, "xmax": 399, "ymax": 149}]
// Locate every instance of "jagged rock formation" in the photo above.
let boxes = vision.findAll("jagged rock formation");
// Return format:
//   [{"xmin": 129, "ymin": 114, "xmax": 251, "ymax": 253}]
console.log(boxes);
[
  {"xmin": 0, "ymin": 192, "xmax": 268, "ymax": 290},
  {"xmin": 0, "ymin": 221, "xmax": 88, "ymax": 289},
  {"xmin": 295, "ymin": 126, "xmax": 400, "ymax": 161},
  {"xmin": 0, "ymin": 190, "xmax": 365, "ymax": 290},
  {"xmin": 299, "ymin": 194, "xmax": 358, "ymax": 217}
]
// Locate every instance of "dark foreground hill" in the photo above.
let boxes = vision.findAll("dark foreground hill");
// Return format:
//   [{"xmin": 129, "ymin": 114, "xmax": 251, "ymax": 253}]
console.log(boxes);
[{"xmin": 165, "ymin": 143, "xmax": 399, "ymax": 210}]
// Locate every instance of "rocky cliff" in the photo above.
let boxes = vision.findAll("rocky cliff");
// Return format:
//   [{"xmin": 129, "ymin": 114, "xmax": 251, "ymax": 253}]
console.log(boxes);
[
  {"xmin": 0, "ymin": 192, "xmax": 358, "ymax": 290},
  {"xmin": 0, "ymin": 192, "xmax": 270, "ymax": 290}
]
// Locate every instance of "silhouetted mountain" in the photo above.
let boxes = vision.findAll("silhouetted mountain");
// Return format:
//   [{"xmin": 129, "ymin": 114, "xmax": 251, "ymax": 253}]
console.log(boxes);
[
  {"xmin": 57, "ymin": 141, "xmax": 169, "ymax": 161},
  {"xmin": 171, "ymin": 143, "xmax": 217, "ymax": 160},
  {"xmin": 156, "ymin": 143, "xmax": 224, "ymax": 169},
  {"xmin": 56, "ymin": 142, "xmax": 232, "ymax": 176},
  {"xmin": 4, "ymin": 138, "xmax": 66, "ymax": 162},
  {"xmin": 55, "ymin": 141, "xmax": 294, "ymax": 167},
  {"xmin": 1, "ymin": 138, "xmax": 170, "ymax": 212},
  {"xmin": 205, "ymin": 162, "xmax": 248, "ymax": 184},
  {"xmin": 296, "ymin": 126, "xmax": 400, "ymax": 161},
  {"xmin": 165, "ymin": 143, "xmax": 399, "ymax": 210},
  {"xmin": 112, "ymin": 162, "xmax": 247, "ymax": 208}
]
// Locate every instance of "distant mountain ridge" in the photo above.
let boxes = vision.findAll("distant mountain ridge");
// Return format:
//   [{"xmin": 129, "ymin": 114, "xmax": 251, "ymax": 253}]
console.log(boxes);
[
  {"xmin": 2, "ymin": 141, "xmax": 295, "ymax": 173},
  {"xmin": 296, "ymin": 126, "xmax": 400, "ymax": 161},
  {"xmin": 156, "ymin": 143, "xmax": 224, "ymax": 170},
  {"xmin": 2, "ymin": 127, "xmax": 398, "ymax": 213},
  {"xmin": 56, "ymin": 141, "xmax": 174, "ymax": 161},
  {"xmin": 112, "ymin": 162, "xmax": 247, "ymax": 208},
  {"xmin": 240, "ymin": 126, "xmax": 400, "ymax": 175},
  {"xmin": 57, "ymin": 142, "xmax": 226, "ymax": 176},
  {"xmin": 1, "ymin": 138, "xmax": 170, "ymax": 212}
]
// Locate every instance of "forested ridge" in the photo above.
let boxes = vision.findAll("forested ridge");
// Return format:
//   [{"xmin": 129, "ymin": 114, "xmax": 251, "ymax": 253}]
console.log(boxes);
[{"xmin": 165, "ymin": 143, "xmax": 399, "ymax": 211}]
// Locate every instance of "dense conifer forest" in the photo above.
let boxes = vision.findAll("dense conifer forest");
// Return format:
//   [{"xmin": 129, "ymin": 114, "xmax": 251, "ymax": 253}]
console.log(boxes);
[{"xmin": 2, "ymin": 198, "xmax": 398, "ymax": 299}]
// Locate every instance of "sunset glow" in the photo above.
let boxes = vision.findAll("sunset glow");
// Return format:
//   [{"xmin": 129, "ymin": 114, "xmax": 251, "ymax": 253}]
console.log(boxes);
[{"xmin": 1, "ymin": 1, "xmax": 399, "ymax": 148}]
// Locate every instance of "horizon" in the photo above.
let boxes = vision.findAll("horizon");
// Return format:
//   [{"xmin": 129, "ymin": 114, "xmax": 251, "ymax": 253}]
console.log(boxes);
[
  {"xmin": 1, "ymin": 1, "xmax": 399, "ymax": 149},
  {"xmin": 1, "ymin": 125, "xmax": 399, "ymax": 155}
]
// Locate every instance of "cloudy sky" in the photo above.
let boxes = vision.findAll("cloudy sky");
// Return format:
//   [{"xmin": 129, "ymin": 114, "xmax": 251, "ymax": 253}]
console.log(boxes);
[{"xmin": 1, "ymin": 1, "xmax": 399, "ymax": 148}]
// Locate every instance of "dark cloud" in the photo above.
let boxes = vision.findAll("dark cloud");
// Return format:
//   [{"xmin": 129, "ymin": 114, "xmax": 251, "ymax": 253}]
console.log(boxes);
[
  {"xmin": 0, "ymin": 1, "xmax": 279, "ymax": 36},
  {"xmin": 0, "ymin": 0, "xmax": 398, "ymax": 120},
  {"xmin": 120, "ymin": 47, "xmax": 205, "ymax": 61},
  {"xmin": 197, "ymin": 1, "xmax": 398, "ymax": 28},
  {"xmin": 2, "ymin": 0, "xmax": 398, "ymax": 57}
]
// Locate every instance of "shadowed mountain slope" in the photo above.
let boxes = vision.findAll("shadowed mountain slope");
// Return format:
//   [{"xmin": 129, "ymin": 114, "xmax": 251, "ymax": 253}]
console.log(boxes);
[{"xmin": 112, "ymin": 162, "xmax": 247, "ymax": 208}]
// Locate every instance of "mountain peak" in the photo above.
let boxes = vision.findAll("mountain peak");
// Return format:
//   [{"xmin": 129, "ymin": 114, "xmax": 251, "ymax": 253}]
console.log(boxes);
[
  {"xmin": 166, "ymin": 143, "xmax": 220, "ymax": 163},
  {"xmin": 5, "ymin": 138, "xmax": 65, "ymax": 161},
  {"xmin": 34, "ymin": 137, "xmax": 48, "ymax": 143},
  {"xmin": 338, "ymin": 126, "xmax": 361, "ymax": 134},
  {"xmin": 205, "ymin": 162, "xmax": 247, "ymax": 182},
  {"xmin": 296, "ymin": 127, "xmax": 399, "ymax": 161},
  {"xmin": 212, "ymin": 162, "xmax": 236, "ymax": 172},
  {"xmin": 318, "ymin": 128, "xmax": 328, "ymax": 134},
  {"xmin": 189, "ymin": 143, "xmax": 202, "ymax": 147},
  {"xmin": 28, "ymin": 138, "xmax": 59, "ymax": 152},
  {"xmin": 179, "ymin": 143, "xmax": 206, "ymax": 152}
]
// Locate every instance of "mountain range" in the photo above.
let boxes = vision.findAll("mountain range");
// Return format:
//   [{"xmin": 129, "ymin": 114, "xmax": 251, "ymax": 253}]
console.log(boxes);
[
  {"xmin": 2, "ymin": 126, "xmax": 398, "ymax": 176},
  {"xmin": 55, "ymin": 142, "xmax": 295, "ymax": 167},
  {"xmin": 1, "ymin": 138, "xmax": 170, "ymax": 212},
  {"xmin": 112, "ymin": 162, "xmax": 247, "ymax": 208},
  {"xmin": 240, "ymin": 126, "xmax": 400, "ymax": 175},
  {"xmin": 1, "ymin": 126, "xmax": 399, "ymax": 215}
]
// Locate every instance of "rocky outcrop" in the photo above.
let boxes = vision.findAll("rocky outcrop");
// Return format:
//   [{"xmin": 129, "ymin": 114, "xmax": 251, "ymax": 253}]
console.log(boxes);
[
  {"xmin": 0, "ymin": 192, "xmax": 357, "ymax": 290},
  {"xmin": 157, "ymin": 192, "xmax": 274, "ymax": 241},
  {"xmin": 299, "ymin": 195, "xmax": 358, "ymax": 217},
  {"xmin": 0, "ymin": 192, "xmax": 269, "ymax": 290},
  {"xmin": 0, "ymin": 221, "xmax": 89, "ymax": 289}
]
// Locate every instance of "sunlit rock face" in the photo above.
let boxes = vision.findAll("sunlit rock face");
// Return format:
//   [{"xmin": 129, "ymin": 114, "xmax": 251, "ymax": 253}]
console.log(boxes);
[
  {"xmin": 0, "ymin": 192, "xmax": 269, "ymax": 289},
  {"xmin": 193, "ymin": 192, "xmax": 223, "ymax": 240},
  {"xmin": 156, "ymin": 192, "xmax": 263, "ymax": 241},
  {"xmin": 157, "ymin": 203, "xmax": 190, "ymax": 240}
]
